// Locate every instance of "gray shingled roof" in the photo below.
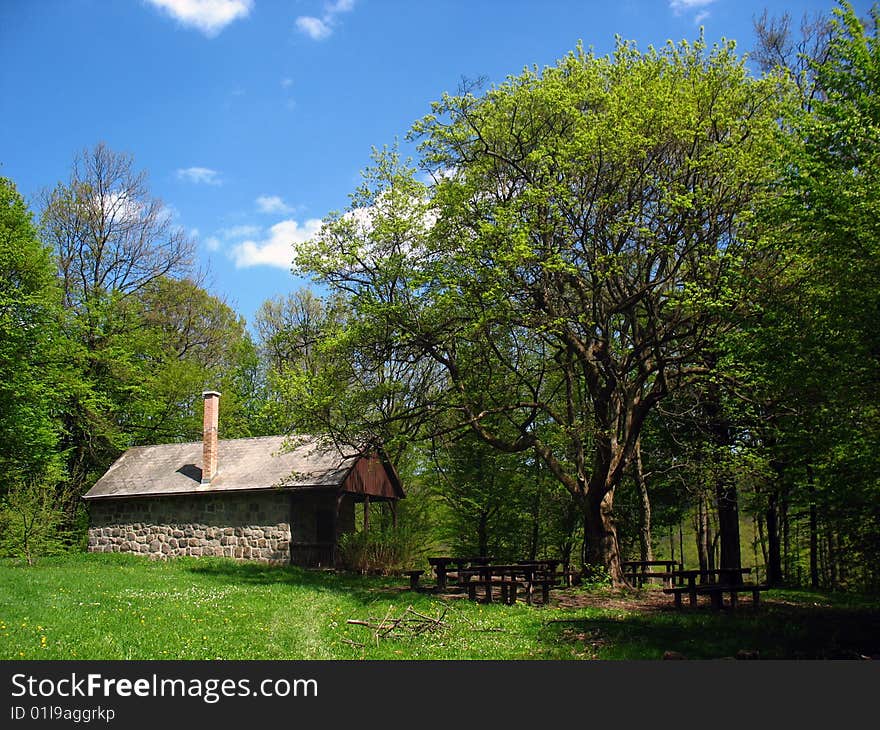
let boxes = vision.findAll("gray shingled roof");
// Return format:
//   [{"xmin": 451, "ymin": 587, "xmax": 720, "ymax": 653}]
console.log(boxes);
[{"xmin": 82, "ymin": 435, "xmax": 362, "ymax": 500}]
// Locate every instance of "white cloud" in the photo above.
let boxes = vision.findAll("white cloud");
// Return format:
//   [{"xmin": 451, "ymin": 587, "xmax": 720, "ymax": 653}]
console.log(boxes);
[
  {"xmin": 281, "ymin": 77, "xmax": 293, "ymax": 88},
  {"xmin": 669, "ymin": 0, "xmax": 715, "ymax": 11},
  {"xmin": 256, "ymin": 195, "xmax": 294, "ymax": 214},
  {"xmin": 295, "ymin": 16, "xmax": 332, "ymax": 40},
  {"xmin": 231, "ymin": 218, "xmax": 324, "ymax": 269},
  {"xmin": 326, "ymin": 0, "xmax": 354, "ymax": 12},
  {"xmin": 220, "ymin": 224, "xmax": 261, "ymax": 239},
  {"xmin": 295, "ymin": 0, "xmax": 355, "ymax": 41},
  {"xmin": 669, "ymin": 0, "xmax": 716, "ymax": 24},
  {"xmin": 176, "ymin": 166, "xmax": 222, "ymax": 185},
  {"xmin": 96, "ymin": 191, "xmax": 143, "ymax": 226},
  {"xmin": 204, "ymin": 224, "xmax": 259, "ymax": 253},
  {"xmin": 146, "ymin": 0, "xmax": 253, "ymax": 37}
]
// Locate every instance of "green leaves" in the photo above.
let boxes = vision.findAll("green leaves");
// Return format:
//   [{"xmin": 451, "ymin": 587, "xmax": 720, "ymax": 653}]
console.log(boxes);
[{"xmin": 0, "ymin": 177, "xmax": 67, "ymax": 487}]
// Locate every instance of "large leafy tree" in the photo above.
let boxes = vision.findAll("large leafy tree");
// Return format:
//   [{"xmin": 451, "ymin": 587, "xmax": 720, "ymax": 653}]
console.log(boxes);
[
  {"xmin": 0, "ymin": 177, "xmax": 66, "ymax": 486},
  {"xmin": 39, "ymin": 143, "xmax": 261, "ymax": 494},
  {"xmin": 744, "ymin": 1, "xmax": 880, "ymax": 589},
  {"xmin": 297, "ymin": 37, "xmax": 784, "ymax": 582},
  {"xmin": 123, "ymin": 276, "xmax": 260, "ymax": 444},
  {"xmin": 39, "ymin": 143, "xmax": 197, "ymax": 489}
]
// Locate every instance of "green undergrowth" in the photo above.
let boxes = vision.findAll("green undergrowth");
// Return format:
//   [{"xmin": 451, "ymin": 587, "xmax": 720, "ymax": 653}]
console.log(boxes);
[{"xmin": 1, "ymin": 554, "xmax": 877, "ymax": 660}]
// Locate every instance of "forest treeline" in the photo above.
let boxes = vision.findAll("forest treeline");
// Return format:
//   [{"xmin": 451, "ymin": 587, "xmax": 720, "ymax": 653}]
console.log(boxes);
[{"xmin": 1, "ymin": 2, "xmax": 877, "ymax": 591}]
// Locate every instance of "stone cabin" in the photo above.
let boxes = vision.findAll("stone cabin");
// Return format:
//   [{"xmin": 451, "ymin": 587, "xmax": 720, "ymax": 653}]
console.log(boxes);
[{"xmin": 83, "ymin": 391, "xmax": 404, "ymax": 567}]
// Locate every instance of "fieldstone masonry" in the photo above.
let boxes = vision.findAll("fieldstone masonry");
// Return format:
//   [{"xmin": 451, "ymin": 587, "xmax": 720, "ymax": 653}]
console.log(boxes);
[{"xmin": 87, "ymin": 492, "xmax": 292, "ymax": 564}]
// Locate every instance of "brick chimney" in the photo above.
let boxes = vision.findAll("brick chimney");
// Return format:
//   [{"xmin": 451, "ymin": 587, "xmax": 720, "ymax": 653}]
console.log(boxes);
[{"xmin": 202, "ymin": 390, "xmax": 221, "ymax": 484}]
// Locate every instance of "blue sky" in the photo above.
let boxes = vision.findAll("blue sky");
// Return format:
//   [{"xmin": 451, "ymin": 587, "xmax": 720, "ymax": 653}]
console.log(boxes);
[{"xmin": 1, "ymin": 0, "xmax": 868, "ymax": 330}]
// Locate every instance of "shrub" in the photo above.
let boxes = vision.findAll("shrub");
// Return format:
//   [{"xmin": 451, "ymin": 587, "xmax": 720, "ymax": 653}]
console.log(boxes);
[
  {"xmin": 580, "ymin": 563, "xmax": 613, "ymax": 589},
  {"xmin": 337, "ymin": 525, "xmax": 429, "ymax": 574},
  {"xmin": 0, "ymin": 469, "xmax": 73, "ymax": 564}
]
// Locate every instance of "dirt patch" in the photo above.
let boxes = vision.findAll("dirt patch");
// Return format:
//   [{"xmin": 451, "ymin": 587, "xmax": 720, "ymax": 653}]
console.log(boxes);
[{"xmin": 551, "ymin": 586, "xmax": 675, "ymax": 612}]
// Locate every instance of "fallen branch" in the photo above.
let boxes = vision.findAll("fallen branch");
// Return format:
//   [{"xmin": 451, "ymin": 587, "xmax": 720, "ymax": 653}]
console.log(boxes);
[{"xmin": 344, "ymin": 605, "xmax": 450, "ymax": 641}]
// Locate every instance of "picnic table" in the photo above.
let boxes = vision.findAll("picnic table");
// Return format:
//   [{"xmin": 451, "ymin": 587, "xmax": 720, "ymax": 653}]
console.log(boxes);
[
  {"xmin": 622, "ymin": 560, "xmax": 679, "ymax": 588},
  {"xmin": 427, "ymin": 556, "xmax": 494, "ymax": 590},
  {"xmin": 664, "ymin": 568, "xmax": 768, "ymax": 609},
  {"xmin": 427, "ymin": 557, "xmax": 456, "ymax": 590},
  {"xmin": 459, "ymin": 562, "xmax": 559, "ymax": 605},
  {"xmin": 521, "ymin": 558, "xmax": 561, "ymax": 574}
]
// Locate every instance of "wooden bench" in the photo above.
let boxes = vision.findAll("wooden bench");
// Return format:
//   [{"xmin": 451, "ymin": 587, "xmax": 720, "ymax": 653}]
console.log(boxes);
[
  {"xmin": 624, "ymin": 571, "xmax": 678, "ymax": 588},
  {"xmin": 404, "ymin": 569, "xmax": 424, "ymax": 591},
  {"xmin": 664, "ymin": 583, "xmax": 769, "ymax": 609},
  {"xmin": 465, "ymin": 576, "xmax": 557, "ymax": 605},
  {"xmin": 623, "ymin": 560, "xmax": 679, "ymax": 588},
  {"xmin": 466, "ymin": 577, "xmax": 516, "ymax": 603}
]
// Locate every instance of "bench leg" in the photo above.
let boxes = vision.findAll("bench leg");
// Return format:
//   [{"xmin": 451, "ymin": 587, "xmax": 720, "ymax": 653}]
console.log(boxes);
[
  {"xmin": 730, "ymin": 591, "xmax": 738, "ymax": 609},
  {"xmin": 507, "ymin": 582, "xmax": 517, "ymax": 605},
  {"xmin": 673, "ymin": 592, "xmax": 682, "ymax": 609},
  {"xmin": 752, "ymin": 589, "xmax": 760, "ymax": 609},
  {"xmin": 710, "ymin": 591, "xmax": 723, "ymax": 610},
  {"xmin": 409, "ymin": 575, "xmax": 419, "ymax": 590},
  {"xmin": 467, "ymin": 583, "xmax": 477, "ymax": 601},
  {"xmin": 688, "ymin": 588, "xmax": 698, "ymax": 607},
  {"xmin": 484, "ymin": 582, "xmax": 492, "ymax": 603}
]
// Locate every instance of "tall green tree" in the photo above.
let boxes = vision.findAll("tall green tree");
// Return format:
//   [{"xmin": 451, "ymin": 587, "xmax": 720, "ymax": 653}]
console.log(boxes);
[
  {"xmin": 298, "ymin": 37, "xmax": 784, "ymax": 582},
  {"xmin": 39, "ymin": 144, "xmax": 262, "ymax": 497},
  {"xmin": 741, "ymin": 1, "xmax": 880, "ymax": 590},
  {"xmin": 129, "ymin": 276, "xmax": 258, "ymax": 443},
  {"xmin": 39, "ymin": 143, "xmax": 197, "ymax": 490},
  {"xmin": 782, "ymin": 0, "xmax": 879, "ymax": 589},
  {"xmin": 0, "ymin": 177, "xmax": 66, "ymax": 486}
]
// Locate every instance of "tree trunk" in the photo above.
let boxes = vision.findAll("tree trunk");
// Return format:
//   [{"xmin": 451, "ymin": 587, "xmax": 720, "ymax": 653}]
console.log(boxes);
[
  {"xmin": 678, "ymin": 521, "xmax": 685, "ymax": 570},
  {"xmin": 581, "ymin": 505, "xmax": 589, "ymax": 567},
  {"xmin": 702, "ymin": 495, "xmax": 717, "ymax": 575},
  {"xmin": 782, "ymin": 498, "xmax": 790, "ymax": 582},
  {"xmin": 715, "ymin": 479, "xmax": 741, "ymax": 571},
  {"xmin": 756, "ymin": 512, "xmax": 768, "ymax": 568},
  {"xmin": 558, "ymin": 497, "xmax": 578, "ymax": 574},
  {"xmin": 528, "ymin": 493, "xmax": 540, "ymax": 562},
  {"xmin": 827, "ymin": 524, "xmax": 838, "ymax": 590},
  {"xmin": 696, "ymin": 497, "xmax": 710, "ymax": 575},
  {"xmin": 704, "ymin": 381, "xmax": 741, "ymax": 572},
  {"xmin": 634, "ymin": 438, "xmax": 653, "ymax": 563},
  {"xmin": 807, "ymin": 464, "xmax": 820, "ymax": 589},
  {"xmin": 765, "ymin": 484, "xmax": 782, "ymax": 586},
  {"xmin": 477, "ymin": 511, "xmax": 488, "ymax": 558},
  {"xmin": 582, "ymin": 489, "xmax": 623, "ymax": 584}
]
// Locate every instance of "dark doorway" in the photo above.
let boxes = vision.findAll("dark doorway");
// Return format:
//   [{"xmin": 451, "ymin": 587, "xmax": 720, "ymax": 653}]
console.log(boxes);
[
  {"xmin": 315, "ymin": 509, "xmax": 335, "ymax": 567},
  {"xmin": 316, "ymin": 509, "xmax": 334, "ymax": 543}
]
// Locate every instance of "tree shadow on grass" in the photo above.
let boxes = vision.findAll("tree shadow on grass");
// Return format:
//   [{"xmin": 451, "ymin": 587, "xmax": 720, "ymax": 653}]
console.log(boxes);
[
  {"xmin": 181, "ymin": 557, "xmax": 409, "ymax": 603},
  {"xmin": 540, "ymin": 603, "xmax": 880, "ymax": 660}
]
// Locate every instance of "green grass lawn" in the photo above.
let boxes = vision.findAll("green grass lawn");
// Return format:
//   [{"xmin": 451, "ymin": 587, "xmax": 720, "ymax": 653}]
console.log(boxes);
[{"xmin": 1, "ymin": 553, "xmax": 878, "ymax": 660}]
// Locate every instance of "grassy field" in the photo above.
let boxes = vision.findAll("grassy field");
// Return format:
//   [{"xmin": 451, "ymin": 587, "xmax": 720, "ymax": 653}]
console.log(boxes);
[{"xmin": 1, "ymin": 553, "xmax": 878, "ymax": 660}]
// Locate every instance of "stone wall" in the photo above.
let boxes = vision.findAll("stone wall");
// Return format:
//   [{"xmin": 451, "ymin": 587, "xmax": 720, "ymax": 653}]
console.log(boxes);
[{"xmin": 87, "ymin": 492, "xmax": 292, "ymax": 564}]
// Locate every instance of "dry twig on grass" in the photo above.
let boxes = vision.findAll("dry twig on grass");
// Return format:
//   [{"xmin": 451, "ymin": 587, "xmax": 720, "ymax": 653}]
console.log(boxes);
[{"xmin": 345, "ymin": 605, "xmax": 449, "ymax": 642}]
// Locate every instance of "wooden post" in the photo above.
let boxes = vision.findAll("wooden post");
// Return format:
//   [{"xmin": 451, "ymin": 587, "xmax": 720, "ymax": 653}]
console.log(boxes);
[
  {"xmin": 363, "ymin": 495, "xmax": 370, "ymax": 533},
  {"xmin": 288, "ymin": 493, "xmax": 296, "ymax": 566},
  {"xmin": 391, "ymin": 500, "xmax": 398, "ymax": 529},
  {"xmin": 331, "ymin": 492, "xmax": 343, "ymax": 568}
]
